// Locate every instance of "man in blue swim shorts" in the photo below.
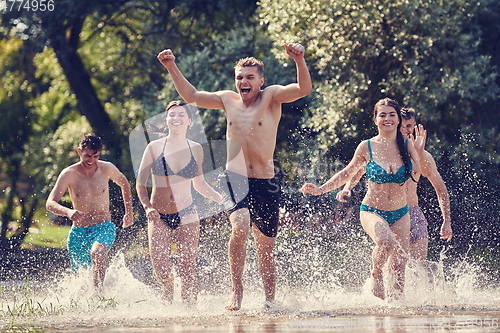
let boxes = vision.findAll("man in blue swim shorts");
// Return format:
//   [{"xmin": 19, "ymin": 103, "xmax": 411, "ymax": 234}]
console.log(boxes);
[
  {"xmin": 46, "ymin": 134, "xmax": 134, "ymax": 289},
  {"xmin": 67, "ymin": 221, "xmax": 117, "ymax": 272}
]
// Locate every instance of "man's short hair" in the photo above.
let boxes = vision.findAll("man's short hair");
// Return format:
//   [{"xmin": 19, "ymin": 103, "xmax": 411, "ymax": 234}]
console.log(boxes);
[
  {"xmin": 234, "ymin": 57, "xmax": 264, "ymax": 76},
  {"xmin": 79, "ymin": 134, "xmax": 103, "ymax": 152},
  {"xmin": 401, "ymin": 107, "xmax": 416, "ymax": 120}
]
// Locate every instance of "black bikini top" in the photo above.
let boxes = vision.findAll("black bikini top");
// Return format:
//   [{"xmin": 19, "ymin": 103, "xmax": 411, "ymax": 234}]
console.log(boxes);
[{"xmin": 151, "ymin": 139, "xmax": 199, "ymax": 179}]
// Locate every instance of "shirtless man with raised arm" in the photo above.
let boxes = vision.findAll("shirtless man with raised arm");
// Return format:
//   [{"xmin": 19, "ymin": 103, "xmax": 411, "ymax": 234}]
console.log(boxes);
[
  {"xmin": 46, "ymin": 134, "xmax": 134, "ymax": 289},
  {"xmin": 399, "ymin": 108, "xmax": 453, "ymax": 258},
  {"xmin": 157, "ymin": 43, "xmax": 312, "ymax": 310}
]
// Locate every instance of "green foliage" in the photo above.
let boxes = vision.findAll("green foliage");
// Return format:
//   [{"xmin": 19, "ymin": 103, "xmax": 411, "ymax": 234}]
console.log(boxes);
[
  {"xmin": 1, "ymin": 0, "xmax": 260, "ymax": 167},
  {"xmin": 0, "ymin": 37, "xmax": 41, "ymax": 243},
  {"xmin": 260, "ymin": 0, "xmax": 500, "ymax": 166},
  {"xmin": 0, "ymin": 38, "xmax": 34, "ymax": 160},
  {"xmin": 260, "ymin": 0, "xmax": 500, "ymax": 253}
]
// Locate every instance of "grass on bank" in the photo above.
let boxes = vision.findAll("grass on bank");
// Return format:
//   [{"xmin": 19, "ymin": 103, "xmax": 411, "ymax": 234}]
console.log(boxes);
[
  {"xmin": 6, "ymin": 213, "xmax": 70, "ymax": 250},
  {"xmin": 22, "ymin": 224, "xmax": 69, "ymax": 249}
]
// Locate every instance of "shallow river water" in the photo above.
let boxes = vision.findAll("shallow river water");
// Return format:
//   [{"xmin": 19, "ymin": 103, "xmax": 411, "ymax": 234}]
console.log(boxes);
[
  {"xmin": 2, "ymin": 252, "xmax": 499, "ymax": 333},
  {"xmin": 2, "ymin": 225, "xmax": 500, "ymax": 333}
]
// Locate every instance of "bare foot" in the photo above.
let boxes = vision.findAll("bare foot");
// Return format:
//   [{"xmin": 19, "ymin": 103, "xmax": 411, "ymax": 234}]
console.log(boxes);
[
  {"xmin": 263, "ymin": 300, "xmax": 279, "ymax": 312},
  {"xmin": 225, "ymin": 290, "xmax": 243, "ymax": 311},
  {"xmin": 387, "ymin": 289, "xmax": 403, "ymax": 302},
  {"xmin": 372, "ymin": 273, "xmax": 385, "ymax": 300},
  {"xmin": 91, "ymin": 286, "xmax": 103, "ymax": 299},
  {"xmin": 387, "ymin": 280, "xmax": 404, "ymax": 301}
]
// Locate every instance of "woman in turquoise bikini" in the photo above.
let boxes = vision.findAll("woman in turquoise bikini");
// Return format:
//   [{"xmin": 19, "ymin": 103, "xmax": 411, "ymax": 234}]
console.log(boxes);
[{"xmin": 301, "ymin": 98, "xmax": 420, "ymax": 300}]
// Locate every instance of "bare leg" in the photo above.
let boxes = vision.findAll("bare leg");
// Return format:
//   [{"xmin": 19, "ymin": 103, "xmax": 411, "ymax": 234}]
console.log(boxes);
[
  {"xmin": 226, "ymin": 208, "xmax": 251, "ymax": 311},
  {"xmin": 388, "ymin": 215, "xmax": 410, "ymax": 299},
  {"xmin": 410, "ymin": 238, "xmax": 429, "ymax": 261},
  {"xmin": 253, "ymin": 226, "xmax": 276, "ymax": 306},
  {"xmin": 148, "ymin": 219, "xmax": 175, "ymax": 303},
  {"xmin": 408, "ymin": 238, "xmax": 429, "ymax": 285},
  {"xmin": 370, "ymin": 244, "xmax": 388, "ymax": 300},
  {"xmin": 176, "ymin": 221, "xmax": 200, "ymax": 307},
  {"xmin": 388, "ymin": 251, "xmax": 406, "ymax": 299},
  {"xmin": 360, "ymin": 211, "xmax": 398, "ymax": 300},
  {"xmin": 91, "ymin": 242, "xmax": 109, "ymax": 290}
]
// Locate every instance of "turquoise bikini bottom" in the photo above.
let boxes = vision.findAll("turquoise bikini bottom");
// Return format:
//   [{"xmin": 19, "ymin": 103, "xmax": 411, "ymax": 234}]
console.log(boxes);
[{"xmin": 359, "ymin": 204, "xmax": 409, "ymax": 225}]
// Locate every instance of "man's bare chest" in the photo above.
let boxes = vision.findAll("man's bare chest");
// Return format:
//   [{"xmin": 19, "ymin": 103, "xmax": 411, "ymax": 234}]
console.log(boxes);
[
  {"xmin": 227, "ymin": 110, "xmax": 277, "ymax": 133},
  {"xmin": 70, "ymin": 174, "xmax": 109, "ymax": 199}
]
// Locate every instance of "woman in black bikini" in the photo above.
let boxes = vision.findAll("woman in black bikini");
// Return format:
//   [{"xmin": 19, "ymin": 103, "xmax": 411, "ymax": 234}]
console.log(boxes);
[{"xmin": 136, "ymin": 100, "xmax": 223, "ymax": 305}]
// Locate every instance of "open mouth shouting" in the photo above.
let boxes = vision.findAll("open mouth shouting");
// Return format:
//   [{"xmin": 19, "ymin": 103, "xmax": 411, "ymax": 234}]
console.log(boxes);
[{"xmin": 240, "ymin": 87, "xmax": 251, "ymax": 95}]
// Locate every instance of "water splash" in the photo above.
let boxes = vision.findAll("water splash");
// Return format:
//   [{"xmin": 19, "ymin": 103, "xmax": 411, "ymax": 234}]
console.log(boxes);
[{"xmin": 1, "ymin": 232, "xmax": 500, "ymax": 331}]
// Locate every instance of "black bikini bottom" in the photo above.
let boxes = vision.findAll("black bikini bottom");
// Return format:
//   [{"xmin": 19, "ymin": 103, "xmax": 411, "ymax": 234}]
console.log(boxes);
[{"xmin": 158, "ymin": 203, "xmax": 197, "ymax": 230}]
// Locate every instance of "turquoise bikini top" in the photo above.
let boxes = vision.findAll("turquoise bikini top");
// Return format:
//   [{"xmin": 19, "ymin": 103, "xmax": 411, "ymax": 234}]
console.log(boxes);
[{"xmin": 365, "ymin": 139, "xmax": 411, "ymax": 184}]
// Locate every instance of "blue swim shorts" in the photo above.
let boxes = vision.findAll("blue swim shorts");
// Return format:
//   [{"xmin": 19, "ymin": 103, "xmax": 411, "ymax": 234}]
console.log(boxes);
[{"xmin": 67, "ymin": 220, "xmax": 116, "ymax": 272}]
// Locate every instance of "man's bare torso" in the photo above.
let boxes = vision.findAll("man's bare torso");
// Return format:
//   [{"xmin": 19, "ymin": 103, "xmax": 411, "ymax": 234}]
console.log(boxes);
[
  {"xmin": 221, "ymin": 88, "xmax": 281, "ymax": 179},
  {"xmin": 67, "ymin": 162, "xmax": 112, "ymax": 227},
  {"xmin": 405, "ymin": 146, "xmax": 438, "ymax": 208}
]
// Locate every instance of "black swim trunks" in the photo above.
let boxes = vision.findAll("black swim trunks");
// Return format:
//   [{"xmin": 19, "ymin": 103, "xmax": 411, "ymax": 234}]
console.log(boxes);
[
  {"xmin": 218, "ymin": 170, "xmax": 281, "ymax": 238},
  {"xmin": 157, "ymin": 203, "xmax": 197, "ymax": 230}
]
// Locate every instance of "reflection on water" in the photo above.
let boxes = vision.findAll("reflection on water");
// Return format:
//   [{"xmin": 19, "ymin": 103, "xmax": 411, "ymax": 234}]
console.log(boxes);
[
  {"xmin": 286, "ymin": 315, "xmax": 500, "ymax": 332},
  {"xmin": 1, "ymin": 230, "xmax": 500, "ymax": 332}
]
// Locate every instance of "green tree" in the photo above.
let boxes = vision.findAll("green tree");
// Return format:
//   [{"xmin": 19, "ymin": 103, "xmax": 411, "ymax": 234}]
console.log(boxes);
[
  {"xmin": 2, "ymin": 0, "xmax": 259, "ymax": 162},
  {"xmin": 260, "ymin": 0, "xmax": 499, "ymax": 158},
  {"xmin": 0, "ymin": 0, "xmax": 259, "ymax": 249},
  {"xmin": 259, "ymin": 0, "xmax": 500, "ymax": 254},
  {"xmin": 0, "ymin": 37, "xmax": 85, "ymax": 249},
  {"xmin": 0, "ymin": 38, "xmax": 37, "ymax": 248}
]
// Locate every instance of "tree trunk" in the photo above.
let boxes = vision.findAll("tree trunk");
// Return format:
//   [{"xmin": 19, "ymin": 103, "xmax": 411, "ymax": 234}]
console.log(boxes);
[
  {"xmin": 49, "ymin": 20, "xmax": 123, "ymax": 163},
  {"xmin": 0, "ymin": 159, "xmax": 20, "ymax": 250}
]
